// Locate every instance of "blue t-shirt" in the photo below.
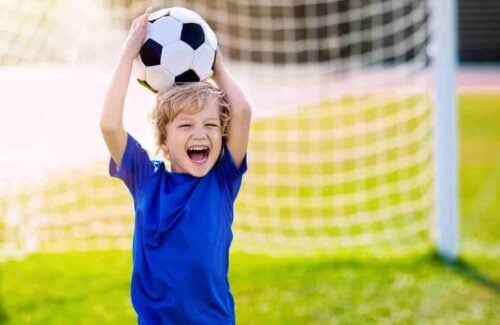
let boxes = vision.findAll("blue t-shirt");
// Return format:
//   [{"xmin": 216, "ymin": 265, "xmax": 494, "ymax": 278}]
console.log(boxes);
[{"xmin": 109, "ymin": 133, "xmax": 247, "ymax": 324}]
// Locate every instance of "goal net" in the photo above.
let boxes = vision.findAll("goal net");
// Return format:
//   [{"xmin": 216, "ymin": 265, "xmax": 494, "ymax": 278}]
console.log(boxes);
[{"xmin": 0, "ymin": 0, "xmax": 437, "ymax": 259}]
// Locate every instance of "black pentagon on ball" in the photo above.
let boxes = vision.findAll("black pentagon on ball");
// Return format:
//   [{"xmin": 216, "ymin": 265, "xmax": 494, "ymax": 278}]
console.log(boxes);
[
  {"xmin": 180, "ymin": 23, "xmax": 205, "ymax": 50},
  {"xmin": 140, "ymin": 39, "xmax": 163, "ymax": 66},
  {"xmin": 175, "ymin": 69, "xmax": 200, "ymax": 83},
  {"xmin": 137, "ymin": 79, "xmax": 158, "ymax": 93},
  {"xmin": 149, "ymin": 10, "xmax": 170, "ymax": 23},
  {"xmin": 212, "ymin": 49, "xmax": 218, "ymax": 71}
]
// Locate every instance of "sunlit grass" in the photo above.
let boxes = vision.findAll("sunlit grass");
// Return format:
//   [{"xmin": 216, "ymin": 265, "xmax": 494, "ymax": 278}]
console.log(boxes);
[{"xmin": 0, "ymin": 250, "xmax": 498, "ymax": 324}]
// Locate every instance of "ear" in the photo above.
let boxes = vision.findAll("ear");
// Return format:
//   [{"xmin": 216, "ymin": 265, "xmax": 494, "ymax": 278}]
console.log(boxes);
[{"xmin": 160, "ymin": 142, "xmax": 170, "ymax": 160}]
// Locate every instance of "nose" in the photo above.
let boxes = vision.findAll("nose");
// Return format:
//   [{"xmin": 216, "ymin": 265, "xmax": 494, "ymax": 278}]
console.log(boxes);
[{"xmin": 191, "ymin": 125, "xmax": 208, "ymax": 140}]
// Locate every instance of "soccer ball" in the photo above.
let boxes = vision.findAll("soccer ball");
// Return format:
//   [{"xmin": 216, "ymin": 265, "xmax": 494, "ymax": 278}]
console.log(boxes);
[{"xmin": 133, "ymin": 7, "xmax": 218, "ymax": 93}]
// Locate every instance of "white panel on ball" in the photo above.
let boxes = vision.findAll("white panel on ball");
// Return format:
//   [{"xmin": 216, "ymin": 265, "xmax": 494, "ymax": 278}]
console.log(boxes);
[
  {"xmin": 169, "ymin": 7, "xmax": 203, "ymax": 24},
  {"xmin": 146, "ymin": 65, "xmax": 175, "ymax": 92},
  {"xmin": 149, "ymin": 8, "xmax": 169, "ymax": 22},
  {"xmin": 161, "ymin": 41, "xmax": 194, "ymax": 76},
  {"xmin": 193, "ymin": 44, "xmax": 216, "ymax": 80},
  {"xmin": 133, "ymin": 57, "xmax": 146, "ymax": 80},
  {"xmin": 148, "ymin": 17, "xmax": 183, "ymax": 47},
  {"xmin": 200, "ymin": 21, "xmax": 217, "ymax": 51}
]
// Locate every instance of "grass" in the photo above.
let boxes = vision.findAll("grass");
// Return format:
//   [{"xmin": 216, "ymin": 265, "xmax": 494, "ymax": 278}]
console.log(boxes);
[
  {"xmin": 0, "ymin": 93, "xmax": 499, "ymax": 323},
  {"xmin": 0, "ymin": 251, "xmax": 498, "ymax": 324}
]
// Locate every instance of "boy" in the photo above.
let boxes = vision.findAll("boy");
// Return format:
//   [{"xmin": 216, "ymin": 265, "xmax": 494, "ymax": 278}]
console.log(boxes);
[{"xmin": 99, "ymin": 8, "xmax": 252, "ymax": 324}]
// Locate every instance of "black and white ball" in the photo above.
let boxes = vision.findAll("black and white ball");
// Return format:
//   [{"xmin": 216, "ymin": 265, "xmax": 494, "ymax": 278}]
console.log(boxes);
[{"xmin": 134, "ymin": 7, "xmax": 218, "ymax": 93}]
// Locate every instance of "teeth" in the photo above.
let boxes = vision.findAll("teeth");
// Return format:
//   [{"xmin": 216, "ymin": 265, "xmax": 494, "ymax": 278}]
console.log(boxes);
[{"xmin": 188, "ymin": 146, "xmax": 208, "ymax": 151}]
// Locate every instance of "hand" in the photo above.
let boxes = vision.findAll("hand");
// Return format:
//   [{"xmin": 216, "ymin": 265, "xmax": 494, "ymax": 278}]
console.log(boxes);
[
  {"xmin": 213, "ymin": 49, "xmax": 226, "ymax": 79},
  {"xmin": 121, "ymin": 7, "xmax": 153, "ymax": 61}
]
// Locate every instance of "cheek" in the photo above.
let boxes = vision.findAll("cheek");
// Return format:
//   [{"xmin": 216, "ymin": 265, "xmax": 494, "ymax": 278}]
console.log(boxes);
[
  {"xmin": 210, "ymin": 128, "xmax": 222, "ymax": 137},
  {"xmin": 169, "ymin": 130, "xmax": 187, "ymax": 142}
]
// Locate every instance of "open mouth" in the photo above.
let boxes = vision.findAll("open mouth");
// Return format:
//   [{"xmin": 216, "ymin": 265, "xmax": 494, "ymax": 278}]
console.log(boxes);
[{"xmin": 187, "ymin": 145, "xmax": 210, "ymax": 165}]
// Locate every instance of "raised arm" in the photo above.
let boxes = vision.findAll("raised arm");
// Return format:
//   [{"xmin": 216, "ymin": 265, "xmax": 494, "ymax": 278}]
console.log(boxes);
[
  {"xmin": 100, "ymin": 7, "xmax": 152, "ymax": 167},
  {"xmin": 212, "ymin": 52, "xmax": 252, "ymax": 169}
]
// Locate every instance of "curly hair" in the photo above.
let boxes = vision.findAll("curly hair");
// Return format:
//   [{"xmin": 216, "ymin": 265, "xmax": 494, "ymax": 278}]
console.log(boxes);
[{"xmin": 149, "ymin": 81, "xmax": 231, "ymax": 157}]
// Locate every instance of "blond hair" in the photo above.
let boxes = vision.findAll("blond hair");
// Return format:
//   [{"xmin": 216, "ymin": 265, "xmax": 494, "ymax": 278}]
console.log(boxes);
[{"xmin": 149, "ymin": 81, "xmax": 231, "ymax": 157}]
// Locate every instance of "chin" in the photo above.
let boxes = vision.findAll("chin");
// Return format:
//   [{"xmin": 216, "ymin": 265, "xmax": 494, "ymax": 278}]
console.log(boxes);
[
  {"xmin": 188, "ymin": 168, "xmax": 207, "ymax": 178},
  {"xmin": 187, "ymin": 160, "xmax": 216, "ymax": 178}
]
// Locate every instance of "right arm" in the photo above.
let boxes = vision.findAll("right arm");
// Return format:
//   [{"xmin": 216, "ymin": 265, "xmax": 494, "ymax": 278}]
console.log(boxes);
[{"xmin": 100, "ymin": 7, "xmax": 152, "ymax": 166}]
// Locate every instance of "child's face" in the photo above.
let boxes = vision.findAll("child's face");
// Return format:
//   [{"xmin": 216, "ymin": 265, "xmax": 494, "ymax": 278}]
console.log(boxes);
[{"xmin": 161, "ymin": 97, "xmax": 223, "ymax": 177}]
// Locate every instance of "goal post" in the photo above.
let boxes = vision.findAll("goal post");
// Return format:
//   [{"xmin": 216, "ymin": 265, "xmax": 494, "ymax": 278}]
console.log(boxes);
[{"xmin": 432, "ymin": 0, "xmax": 459, "ymax": 261}]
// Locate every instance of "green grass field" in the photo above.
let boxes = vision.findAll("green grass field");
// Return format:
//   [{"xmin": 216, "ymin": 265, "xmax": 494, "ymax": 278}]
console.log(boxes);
[{"xmin": 1, "ymin": 93, "xmax": 499, "ymax": 324}]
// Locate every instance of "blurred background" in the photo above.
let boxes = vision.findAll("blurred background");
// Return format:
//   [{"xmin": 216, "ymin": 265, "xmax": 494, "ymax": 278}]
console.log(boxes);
[{"xmin": 0, "ymin": 0, "xmax": 498, "ymax": 323}]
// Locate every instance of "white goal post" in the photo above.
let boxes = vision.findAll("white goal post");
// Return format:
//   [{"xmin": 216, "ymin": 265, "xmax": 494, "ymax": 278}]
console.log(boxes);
[{"xmin": 432, "ymin": 0, "xmax": 459, "ymax": 260}]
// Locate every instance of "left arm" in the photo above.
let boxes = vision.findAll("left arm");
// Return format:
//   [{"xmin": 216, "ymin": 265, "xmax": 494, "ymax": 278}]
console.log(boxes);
[{"xmin": 212, "ymin": 51, "xmax": 252, "ymax": 169}]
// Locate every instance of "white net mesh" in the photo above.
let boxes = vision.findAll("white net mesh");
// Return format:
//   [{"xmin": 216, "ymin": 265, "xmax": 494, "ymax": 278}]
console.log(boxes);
[{"xmin": 0, "ymin": 0, "xmax": 435, "ymax": 260}]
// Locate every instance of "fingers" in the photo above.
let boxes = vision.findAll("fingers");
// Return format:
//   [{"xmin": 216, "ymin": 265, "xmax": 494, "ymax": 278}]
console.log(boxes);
[
  {"xmin": 131, "ymin": 9, "xmax": 150, "ymax": 31},
  {"xmin": 142, "ymin": 7, "xmax": 152, "ymax": 22},
  {"xmin": 132, "ymin": 7, "xmax": 152, "ymax": 24}
]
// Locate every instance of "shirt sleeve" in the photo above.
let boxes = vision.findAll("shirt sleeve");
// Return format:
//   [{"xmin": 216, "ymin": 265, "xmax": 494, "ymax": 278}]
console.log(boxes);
[
  {"xmin": 109, "ymin": 133, "xmax": 154, "ymax": 199},
  {"xmin": 216, "ymin": 144, "xmax": 248, "ymax": 201}
]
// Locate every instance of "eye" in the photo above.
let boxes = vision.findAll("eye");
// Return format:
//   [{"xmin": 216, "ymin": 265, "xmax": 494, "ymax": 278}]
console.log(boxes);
[
  {"xmin": 206, "ymin": 123, "xmax": 219, "ymax": 128},
  {"xmin": 179, "ymin": 124, "xmax": 191, "ymax": 128}
]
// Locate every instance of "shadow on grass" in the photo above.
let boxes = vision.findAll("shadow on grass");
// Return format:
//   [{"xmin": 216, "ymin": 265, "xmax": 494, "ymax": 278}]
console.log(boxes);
[
  {"xmin": 432, "ymin": 251, "xmax": 500, "ymax": 295},
  {"xmin": 233, "ymin": 250, "xmax": 500, "ymax": 292},
  {"xmin": 0, "ymin": 300, "xmax": 7, "ymax": 324}
]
